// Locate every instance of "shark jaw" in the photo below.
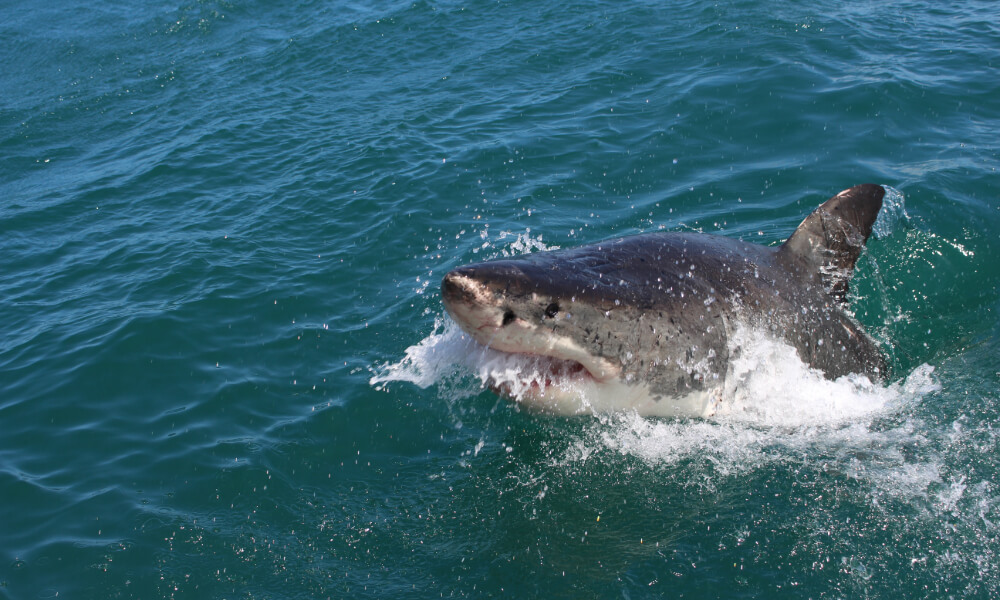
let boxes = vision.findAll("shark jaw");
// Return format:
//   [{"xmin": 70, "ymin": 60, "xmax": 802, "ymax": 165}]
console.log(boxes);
[
  {"xmin": 441, "ymin": 270, "xmax": 719, "ymax": 417},
  {"xmin": 482, "ymin": 358, "xmax": 718, "ymax": 417}
]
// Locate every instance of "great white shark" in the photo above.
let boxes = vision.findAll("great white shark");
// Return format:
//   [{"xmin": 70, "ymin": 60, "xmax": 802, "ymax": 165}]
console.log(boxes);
[{"xmin": 441, "ymin": 184, "xmax": 887, "ymax": 417}]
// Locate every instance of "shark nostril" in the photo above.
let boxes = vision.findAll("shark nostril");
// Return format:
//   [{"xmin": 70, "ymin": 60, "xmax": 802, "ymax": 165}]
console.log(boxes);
[
  {"xmin": 502, "ymin": 309, "xmax": 516, "ymax": 326},
  {"xmin": 544, "ymin": 302, "xmax": 560, "ymax": 319}
]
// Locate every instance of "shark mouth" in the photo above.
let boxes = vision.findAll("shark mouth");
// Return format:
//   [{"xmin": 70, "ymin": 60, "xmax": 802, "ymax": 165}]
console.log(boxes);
[
  {"xmin": 455, "ymin": 328, "xmax": 601, "ymax": 401},
  {"xmin": 477, "ymin": 347, "xmax": 597, "ymax": 402}
]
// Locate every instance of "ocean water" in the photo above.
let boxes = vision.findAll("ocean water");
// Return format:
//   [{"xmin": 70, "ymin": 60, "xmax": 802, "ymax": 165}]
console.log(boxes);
[{"xmin": 2, "ymin": 0, "xmax": 999, "ymax": 598}]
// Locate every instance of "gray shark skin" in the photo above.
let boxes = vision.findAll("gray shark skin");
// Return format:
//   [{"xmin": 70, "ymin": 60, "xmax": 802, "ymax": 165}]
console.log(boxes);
[{"xmin": 441, "ymin": 184, "xmax": 887, "ymax": 417}]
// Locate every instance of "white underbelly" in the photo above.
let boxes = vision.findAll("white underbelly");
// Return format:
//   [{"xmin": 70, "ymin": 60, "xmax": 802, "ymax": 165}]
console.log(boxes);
[{"xmin": 509, "ymin": 378, "xmax": 720, "ymax": 418}]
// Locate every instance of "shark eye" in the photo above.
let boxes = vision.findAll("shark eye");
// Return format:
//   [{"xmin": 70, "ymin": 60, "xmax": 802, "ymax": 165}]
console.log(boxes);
[
  {"xmin": 544, "ymin": 303, "xmax": 560, "ymax": 319},
  {"xmin": 501, "ymin": 309, "xmax": 517, "ymax": 326}
]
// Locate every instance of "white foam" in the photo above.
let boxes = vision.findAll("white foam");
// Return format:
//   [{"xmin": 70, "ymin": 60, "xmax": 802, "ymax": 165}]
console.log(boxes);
[
  {"xmin": 370, "ymin": 318, "xmax": 470, "ymax": 390},
  {"xmin": 714, "ymin": 324, "xmax": 915, "ymax": 427}
]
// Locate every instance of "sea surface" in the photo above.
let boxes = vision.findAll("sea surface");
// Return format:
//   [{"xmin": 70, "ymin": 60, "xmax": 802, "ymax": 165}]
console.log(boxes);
[{"xmin": 2, "ymin": 1, "xmax": 999, "ymax": 598}]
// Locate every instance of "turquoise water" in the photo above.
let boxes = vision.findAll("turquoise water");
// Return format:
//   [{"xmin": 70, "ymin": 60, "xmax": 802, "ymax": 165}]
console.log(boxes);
[{"xmin": 2, "ymin": 0, "xmax": 999, "ymax": 597}]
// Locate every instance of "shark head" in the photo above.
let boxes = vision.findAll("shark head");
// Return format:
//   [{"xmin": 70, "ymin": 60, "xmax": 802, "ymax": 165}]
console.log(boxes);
[
  {"xmin": 440, "ymin": 243, "xmax": 729, "ymax": 416},
  {"xmin": 441, "ymin": 263, "xmax": 621, "ymax": 382}
]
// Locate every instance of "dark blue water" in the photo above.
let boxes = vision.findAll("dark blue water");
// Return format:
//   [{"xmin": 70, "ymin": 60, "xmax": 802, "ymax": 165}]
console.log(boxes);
[{"xmin": 2, "ymin": 1, "xmax": 999, "ymax": 598}]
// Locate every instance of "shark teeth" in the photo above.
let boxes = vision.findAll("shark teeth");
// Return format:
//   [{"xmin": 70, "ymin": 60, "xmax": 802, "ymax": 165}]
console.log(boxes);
[{"xmin": 486, "ymin": 355, "xmax": 592, "ymax": 399}]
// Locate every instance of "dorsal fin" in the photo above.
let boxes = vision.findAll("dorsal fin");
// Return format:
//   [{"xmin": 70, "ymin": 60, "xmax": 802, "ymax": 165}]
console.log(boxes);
[{"xmin": 779, "ymin": 183, "xmax": 885, "ymax": 305}]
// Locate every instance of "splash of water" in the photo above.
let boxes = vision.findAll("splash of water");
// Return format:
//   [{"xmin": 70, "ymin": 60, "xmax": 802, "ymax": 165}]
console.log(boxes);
[{"xmin": 873, "ymin": 185, "xmax": 911, "ymax": 239}]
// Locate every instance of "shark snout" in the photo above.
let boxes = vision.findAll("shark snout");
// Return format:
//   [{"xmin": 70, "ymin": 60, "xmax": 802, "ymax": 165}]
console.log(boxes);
[
  {"xmin": 442, "ymin": 262, "xmax": 528, "ymax": 310},
  {"xmin": 441, "ymin": 268, "xmax": 500, "ymax": 332},
  {"xmin": 441, "ymin": 269, "xmax": 474, "ymax": 307}
]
